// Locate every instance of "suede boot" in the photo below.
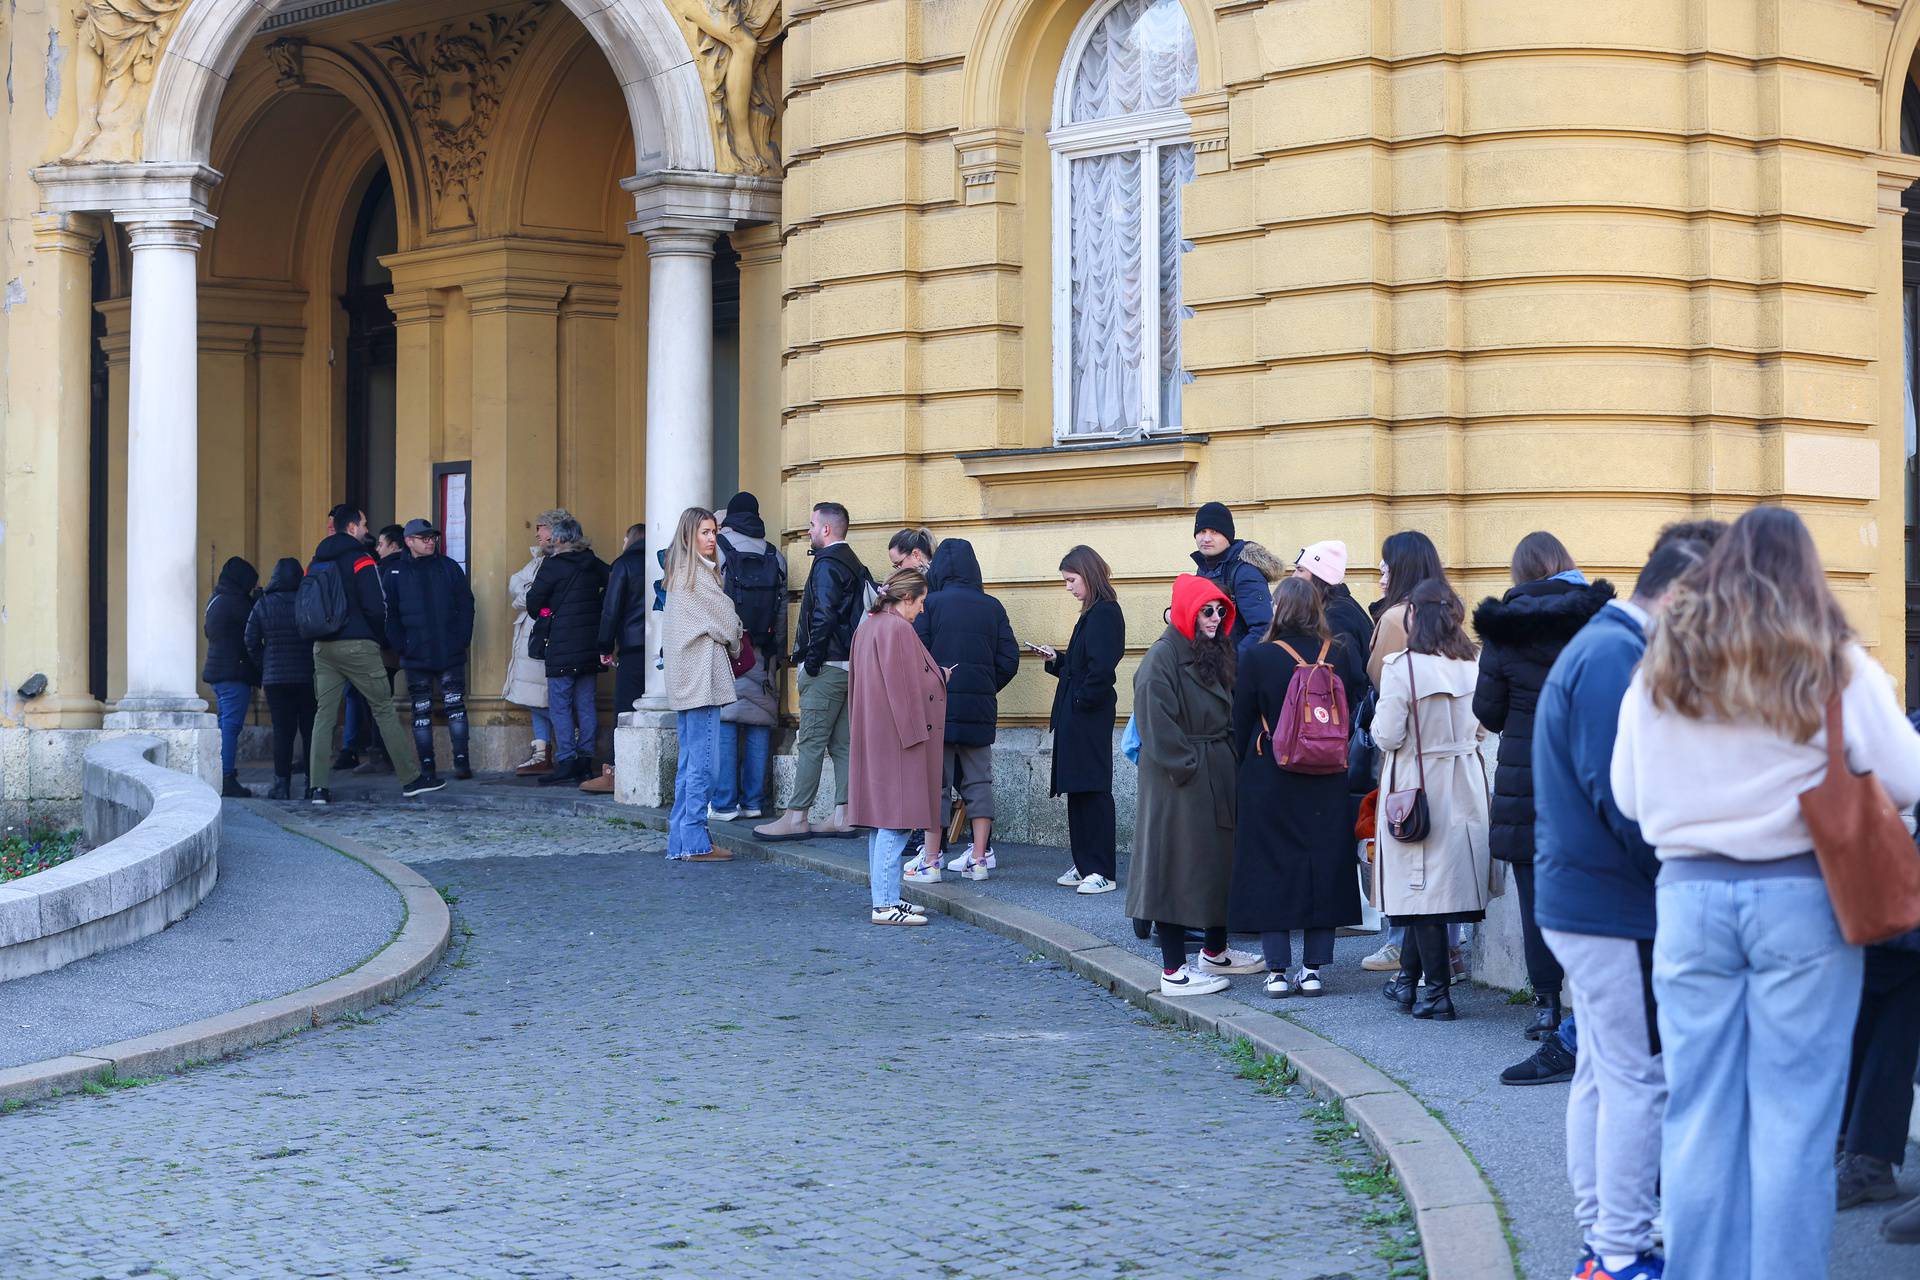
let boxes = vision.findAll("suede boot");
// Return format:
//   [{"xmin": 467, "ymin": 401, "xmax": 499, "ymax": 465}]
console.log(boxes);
[
  {"xmin": 1525, "ymin": 994, "xmax": 1564, "ymax": 1041},
  {"xmin": 222, "ymin": 772, "xmax": 253, "ymax": 799},
  {"xmin": 754, "ymin": 809, "xmax": 814, "ymax": 840}
]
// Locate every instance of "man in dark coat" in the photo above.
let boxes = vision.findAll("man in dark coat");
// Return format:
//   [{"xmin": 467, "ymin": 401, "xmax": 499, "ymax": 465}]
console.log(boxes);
[
  {"xmin": 598, "ymin": 523, "xmax": 649, "ymax": 719},
  {"xmin": 246, "ymin": 557, "xmax": 317, "ymax": 799},
  {"xmin": 1190, "ymin": 500, "xmax": 1280, "ymax": 657},
  {"xmin": 756, "ymin": 501, "xmax": 873, "ymax": 840},
  {"xmin": 526, "ymin": 517, "xmax": 611, "ymax": 785},
  {"xmin": 340, "ymin": 526, "xmax": 407, "ymax": 773},
  {"xmin": 388, "ymin": 518, "xmax": 476, "ymax": 783},
  {"xmin": 909, "ymin": 539, "xmax": 1019, "ymax": 878},
  {"xmin": 1473, "ymin": 571, "xmax": 1614, "ymax": 1038},
  {"xmin": 202, "ymin": 555, "xmax": 260, "ymax": 798},
  {"xmin": 306, "ymin": 503, "xmax": 439, "ymax": 803}
]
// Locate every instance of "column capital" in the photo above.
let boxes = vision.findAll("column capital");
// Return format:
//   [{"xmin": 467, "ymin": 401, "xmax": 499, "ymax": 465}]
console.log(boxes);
[
  {"xmin": 386, "ymin": 288, "xmax": 448, "ymax": 326},
  {"xmin": 33, "ymin": 160, "xmax": 221, "ymax": 226},
  {"xmin": 623, "ymin": 169, "xmax": 779, "ymax": 241},
  {"xmin": 640, "ymin": 227, "xmax": 721, "ymax": 260},
  {"xmin": 30, "ymin": 212, "xmax": 103, "ymax": 256},
  {"xmin": 463, "ymin": 277, "xmax": 570, "ymax": 316},
  {"xmin": 124, "ymin": 220, "xmax": 209, "ymax": 252},
  {"xmin": 729, "ymin": 222, "xmax": 782, "ymax": 270}
]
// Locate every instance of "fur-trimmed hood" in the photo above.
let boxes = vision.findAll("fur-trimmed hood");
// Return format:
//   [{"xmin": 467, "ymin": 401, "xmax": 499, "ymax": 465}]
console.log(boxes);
[
  {"xmin": 1473, "ymin": 578, "xmax": 1615, "ymax": 659},
  {"xmin": 1190, "ymin": 538, "xmax": 1288, "ymax": 583}
]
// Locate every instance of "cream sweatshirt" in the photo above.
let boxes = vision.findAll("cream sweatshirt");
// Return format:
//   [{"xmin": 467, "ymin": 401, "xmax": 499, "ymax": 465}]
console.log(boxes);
[{"xmin": 1611, "ymin": 643, "xmax": 1920, "ymax": 861}]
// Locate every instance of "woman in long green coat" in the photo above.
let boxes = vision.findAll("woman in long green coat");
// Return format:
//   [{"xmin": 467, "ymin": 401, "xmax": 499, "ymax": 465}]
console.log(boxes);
[{"xmin": 1126, "ymin": 573, "xmax": 1264, "ymax": 997}]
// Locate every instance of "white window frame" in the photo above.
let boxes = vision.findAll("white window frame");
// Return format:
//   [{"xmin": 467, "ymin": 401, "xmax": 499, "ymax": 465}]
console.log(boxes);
[{"xmin": 1048, "ymin": 0, "xmax": 1195, "ymax": 443}]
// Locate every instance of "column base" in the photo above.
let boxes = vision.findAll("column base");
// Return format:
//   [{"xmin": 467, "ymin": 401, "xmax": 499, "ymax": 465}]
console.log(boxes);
[
  {"xmin": 613, "ymin": 708, "xmax": 677, "ymax": 807},
  {"xmin": 108, "ymin": 694, "xmax": 210, "ymax": 720}
]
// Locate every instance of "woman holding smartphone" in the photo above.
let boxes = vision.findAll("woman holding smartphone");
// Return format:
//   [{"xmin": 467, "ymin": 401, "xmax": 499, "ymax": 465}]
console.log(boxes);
[{"xmin": 1038, "ymin": 546, "xmax": 1126, "ymax": 894}]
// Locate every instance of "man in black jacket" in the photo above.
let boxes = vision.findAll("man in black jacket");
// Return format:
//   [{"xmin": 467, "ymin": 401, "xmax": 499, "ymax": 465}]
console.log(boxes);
[
  {"xmin": 908, "ymin": 538, "xmax": 1019, "ymax": 881},
  {"xmin": 598, "ymin": 523, "xmax": 649, "ymax": 718},
  {"xmin": 307, "ymin": 503, "xmax": 442, "ymax": 803},
  {"xmin": 755, "ymin": 501, "xmax": 871, "ymax": 840},
  {"xmin": 388, "ymin": 518, "xmax": 476, "ymax": 783}
]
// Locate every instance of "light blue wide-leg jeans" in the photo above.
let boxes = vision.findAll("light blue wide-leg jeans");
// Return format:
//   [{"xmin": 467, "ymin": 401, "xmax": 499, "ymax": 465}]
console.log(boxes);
[{"xmin": 667, "ymin": 706, "xmax": 720, "ymax": 859}]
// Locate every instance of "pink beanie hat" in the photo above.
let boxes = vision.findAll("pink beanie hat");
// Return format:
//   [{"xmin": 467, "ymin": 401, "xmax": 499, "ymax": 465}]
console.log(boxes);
[{"xmin": 1296, "ymin": 540, "xmax": 1348, "ymax": 586}]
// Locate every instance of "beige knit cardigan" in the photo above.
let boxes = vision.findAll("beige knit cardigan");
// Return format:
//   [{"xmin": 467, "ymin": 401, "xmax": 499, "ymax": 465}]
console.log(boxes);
[{"xmin": 662, "ymin": 560, "xmax": 743, "ymax": 712}]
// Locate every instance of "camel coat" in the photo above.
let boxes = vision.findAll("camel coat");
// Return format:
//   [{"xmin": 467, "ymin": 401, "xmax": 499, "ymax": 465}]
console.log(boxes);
[
  {"xmin": 1372, "ymin": 649, "xmax": 1494, "ymax": 920},
  {"xmin": 846, "ymin": 609, "xmax": 948, "ymax": 832},
  {"xmin": 503, "ymin": 551, "xmax": 549, "ymax": 708}
]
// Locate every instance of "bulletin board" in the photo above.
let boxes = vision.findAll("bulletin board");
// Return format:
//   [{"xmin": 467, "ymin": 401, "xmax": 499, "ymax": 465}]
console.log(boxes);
[{"xmin": 432, "ymin": 461, "xmax": 472, "ymax": 573}]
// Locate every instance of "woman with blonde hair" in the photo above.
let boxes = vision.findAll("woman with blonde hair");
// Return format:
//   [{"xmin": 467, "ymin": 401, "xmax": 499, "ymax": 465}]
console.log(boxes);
[
  {"xmin": 659, "ymin": 506, "xmax": 743, "ymax": 862},
  {"xmin": 1612, "ymin": 506, "xmax": 1920, "ymax": 1279},
  {"xmin": 846, "ymin": 569, "xmax": 946, "ymax": 925}
]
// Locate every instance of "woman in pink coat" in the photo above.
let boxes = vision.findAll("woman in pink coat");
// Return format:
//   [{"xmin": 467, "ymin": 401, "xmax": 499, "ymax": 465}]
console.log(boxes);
[{"xmin": 847, "ymin": 568, "xmax": 947, "ymax": 925}]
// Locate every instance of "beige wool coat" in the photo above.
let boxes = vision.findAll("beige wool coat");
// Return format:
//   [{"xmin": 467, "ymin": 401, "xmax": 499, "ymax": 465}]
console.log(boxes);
[
  {"xmin": 661, "ymin": 561, "xmax": 743, "ymax": 712},
  {"xmin": 503, "ymin": 551, "xmax": 549, "ymax": 709},
  {"xmin": 1372, "ymin": 649, "xmax": 1493, "ymax": 919}
]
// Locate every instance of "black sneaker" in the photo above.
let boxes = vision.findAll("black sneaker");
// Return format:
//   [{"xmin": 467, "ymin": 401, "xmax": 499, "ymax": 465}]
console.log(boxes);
[
  {"xmin": 1837, "ymin": 1152, "xmax": 1900, "ymax": 1210},
  {"xmin": 1500, "ymin": 1035, "xmax": 1575, "ymax": 1085},
  {"xmin": 454, "ymin": 756, "xmax": 474, "ymax": 781},
  {"xmin": 402, "ymin": 774, "xmax": 448, "ymax": 798},
  {"xmin": 221, "ymin": 773, "xmax": 254, "ymax": 799},
  {"xmin": 309, "ymin": 787, "xmax": 332, "ymax": 806},
  {"xmin": 266, "ymin": 777, "xmax": 291, "ymax": 801},
  {"xmin": 331, "ymin": 751, "xmax": 359, "ymax": 772}
]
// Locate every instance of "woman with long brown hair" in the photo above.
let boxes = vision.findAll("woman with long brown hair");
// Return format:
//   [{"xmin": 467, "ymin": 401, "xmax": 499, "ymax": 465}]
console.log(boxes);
[
  {"xmin": 1038, "ymin": 546, "xmax": 1126, "ymax": 893},
  {"xmin": 659, "ymin": 506, "xmax": 743, "ymax": 862},
  {"xmin": 1372, "ymin": 579, "xmax": 1491, "ymax": 1021},
  {"xmin": 1611, "ymin": 506, "xmax": 1920, "ymax": 1279}
]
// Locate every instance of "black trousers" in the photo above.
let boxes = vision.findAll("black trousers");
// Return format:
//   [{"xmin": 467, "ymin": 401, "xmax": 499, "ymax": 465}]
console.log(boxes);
[
  {"xmin": 405, "ymin": 665, "xmax": 469, "ymax": 774},
  {"xmin": 1511, "ymin": 862, "xmax": 1565, "ymax": 998},
  {"xmin": 1157, "ymin": 923, "xmax": 1228, "ymax": 973},
  {"xmin": 1841, "ymin": 946, "xmax": 1920, "ymax": 1165},
  {"xmin": 614, "ymin": 655, "xmax": 646, "ymax": 721},
  {"xmin": 1066, "ymin": 791, "xmax": 1116, "ymax": 879},
  {"xmin": 264, "ymin": 683, "xmax": 316, "ymax": 779}
]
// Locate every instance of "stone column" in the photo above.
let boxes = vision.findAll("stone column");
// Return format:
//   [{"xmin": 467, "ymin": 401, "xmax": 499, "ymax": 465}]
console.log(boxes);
[{"xmin": 110, "ymin": 218, "xmax": 211, "ymax": 724}]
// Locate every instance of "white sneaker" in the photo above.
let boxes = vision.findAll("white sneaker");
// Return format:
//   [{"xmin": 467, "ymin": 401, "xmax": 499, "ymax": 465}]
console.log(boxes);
[
  {"xmin": 1263, "ymin": 970, "xmax": 1295, "ymax": 998},
  {"xmin": 1056, "ymin": 867, "xmax": 1087, "ymax": 887},
  {"xmin": 1295, "ymin": 967, "xmax": 1325, "ymax": 996},
  {"xmin": 871, "ymin": 905, "xmax": 928, "ymax": 926},
  {"xmin": 1361, "ymin": 943, "xmax": 1402, "ymax": 972},
  {"xmin": 737, "ymin": 807, "xmax": 764, "ymax": 820},
  {"xmin": 1160, "ymin": 968, "xmax": 1230, "ymax": 997},
  {"xmin": 1075, "ymin": 874, "xmax": 1118, "ymax": 895},
  {"xmin": 902, "ymin": 854, "xmax": 943, "ymax": 885},
  {"xmin": 708, "ymin": 806, "xmax": 741, "ymax": 821},
  {"xmin": 946, "ymin": 846, "xmax": 996, "ymax": 872},
  {"xmin": 958, "ymin": 856, "xmax": 990, "ymax": 882},
  {"xmin": 1195, "ymin": 947, "xmax": 1264, "ymax": 976}
]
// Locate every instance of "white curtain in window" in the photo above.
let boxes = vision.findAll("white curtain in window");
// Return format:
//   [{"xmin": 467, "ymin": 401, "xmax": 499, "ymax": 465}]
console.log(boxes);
[
  {"xmin": 1069, "ymin": 0, "xmax": 1198, "ymax": 124},
  {"xmin": 1070, "ymin": 150, "xmax": 1146, "ymax": 437},
  {"xmin": 1158, "ymin": 142, "xmax": 1196, "ymax": 433}
]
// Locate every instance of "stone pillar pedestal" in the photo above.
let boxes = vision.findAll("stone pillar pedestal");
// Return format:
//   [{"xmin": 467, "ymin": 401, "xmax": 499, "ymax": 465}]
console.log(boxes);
[{"xmin": 613, "ymin": 709, "xmax": 678, "ymax": 807}]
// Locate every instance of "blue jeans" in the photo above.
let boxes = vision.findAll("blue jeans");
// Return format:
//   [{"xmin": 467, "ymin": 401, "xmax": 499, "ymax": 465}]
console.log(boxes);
[
  {"xmin": 868, "ymin": 828, "xmax": 910, "ymax": 909},
  {"xmin": 531, "ymin": 707, "xmax": 552, "ymax": 744},
  {"xmin": 711, "ymin": 722, "xmax": 770, "ymax": 812},
  {"xmin": 668, "ymin": 706, "xmax": 720, "ymax": 859},
  {"xmin": 212, "ymin": 681, "xmax": 250, "ymax": 775},
  {"xmin": 1654, "ymin": 874, "xmax": 1862, "ymax": 1279},
  {"xmin": 546, "ymin": 675, "xmax": 598, "ymax": 764},
  {"xmin": 343, "ymin": 686, "xmax": 369, "ymax": 751}
]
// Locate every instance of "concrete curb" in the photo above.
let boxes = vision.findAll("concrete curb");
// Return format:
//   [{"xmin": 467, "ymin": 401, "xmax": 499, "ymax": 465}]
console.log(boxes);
[
  {"xmin": 682, "ymin": 814, "xmax": 1518, "ymax": 1280},
  {"xmin": 0, "ymin": 805, "xmax": 450, "ymax": 1107}
]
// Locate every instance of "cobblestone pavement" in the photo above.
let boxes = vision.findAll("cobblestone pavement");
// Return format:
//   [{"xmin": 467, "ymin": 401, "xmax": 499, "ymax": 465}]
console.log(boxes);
[{"xmin": 2, "ymin": 807, "xmax": 1412, "ymax": 1280}]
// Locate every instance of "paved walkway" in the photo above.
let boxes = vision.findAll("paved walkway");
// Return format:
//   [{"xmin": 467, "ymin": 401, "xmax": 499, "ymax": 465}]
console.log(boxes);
[
  {"xmin": 1, "ymin": 797, "xmax": 1412, "ymax": 1280},
  {"xmin": 0, "ymin": 805, "xmax": 401, "ymax": 1069}
]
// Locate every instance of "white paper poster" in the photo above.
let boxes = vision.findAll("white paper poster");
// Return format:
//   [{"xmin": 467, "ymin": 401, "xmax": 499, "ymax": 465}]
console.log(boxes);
[{"xmin": 443, "ymin": 472, "xmax": 469, "ymax": 571}]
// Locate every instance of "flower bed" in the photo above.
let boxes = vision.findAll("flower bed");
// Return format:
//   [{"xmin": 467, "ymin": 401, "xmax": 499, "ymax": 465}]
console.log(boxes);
[{"xmin": 0, "ymin": 824, "xmax": 84, "ymax": 883}]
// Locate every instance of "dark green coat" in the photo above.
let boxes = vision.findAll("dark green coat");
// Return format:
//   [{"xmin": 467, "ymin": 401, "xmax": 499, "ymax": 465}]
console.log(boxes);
[{"xmin": 1125, "ymin": 625, "xmax": 1238, "ymax": 930}]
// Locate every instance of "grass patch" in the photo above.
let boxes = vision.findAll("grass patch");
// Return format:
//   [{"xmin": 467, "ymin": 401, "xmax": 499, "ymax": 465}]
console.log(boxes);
[
  {"xmin": 1223, "ymin": 1037, "xmax": 1299, "ymax": 1095},
  {"xmin": 1, "ymin": 823, "xmax": 84, "ymax": 883},
  {"xmin": 80, "ymin": 1069, "xmax": 160, "ymax": 1096},
  {"xmin": 1504, "ymin": 984, "xmax": 1536, "ymax": 1006}
]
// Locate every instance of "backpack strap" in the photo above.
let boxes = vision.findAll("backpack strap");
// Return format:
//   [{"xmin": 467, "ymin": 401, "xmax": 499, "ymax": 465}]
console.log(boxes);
[{"xmin": 1273, "ymin": 639, "xmax": 1306, "ymax": 665}]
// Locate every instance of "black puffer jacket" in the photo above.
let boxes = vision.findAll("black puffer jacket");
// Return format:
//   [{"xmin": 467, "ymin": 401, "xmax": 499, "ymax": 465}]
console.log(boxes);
[
  {"xmin": 597, "ymin": 544, "xmax": 649, "ymax": 657},
  {"xmin": 387, "ymin": 553, "xmax": 475, "ymax": 672},
  {"xmin": 913, "ymin": 539, "xmax": 1019, "ymax": 747},
  {"xmin": 1472, "ymin": 577, "xmax": 1616, "ymax": 863},
  {"xmin": 245, "ymin": 558, "xmax": 313, "ymax": 687},
  {"xmin": 527, "ymin": 547, "xmax": 610, "ymax": 678},
  {"xmin": 202, "ymin": 557, "xmax": 260, "ymax": 686},
  {"xmin": 1324, "ymin": 583, "xmax": 1374, "ymax": 702},
  {"xmin": 792, "ymin": 542, "xmax": 872, "ymax": 676}
]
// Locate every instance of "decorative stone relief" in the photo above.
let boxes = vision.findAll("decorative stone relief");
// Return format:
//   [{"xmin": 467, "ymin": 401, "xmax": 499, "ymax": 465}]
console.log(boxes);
[
  {"xmin": 265, "ymin": 37, "xmax": 308, "ymax": 90},
  {"xmin": 663, "ymin": 0, "xmax": 781, "ymax": 176},
  {"xmin": 59, "ymin": 0, "xmax": 192, "ymax": 163},
  {"xmin": 367, "ymin": 2, "xmax": 547, "ymax": 227}
]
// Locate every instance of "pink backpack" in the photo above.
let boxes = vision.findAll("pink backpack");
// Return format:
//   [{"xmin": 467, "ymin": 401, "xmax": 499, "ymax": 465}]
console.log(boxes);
[{"xmin": 1259, "ymin": 639, "xmax": 1350, "ymax": 775}]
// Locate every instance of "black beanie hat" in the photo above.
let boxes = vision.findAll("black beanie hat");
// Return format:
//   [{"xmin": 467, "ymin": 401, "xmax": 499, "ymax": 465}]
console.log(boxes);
[
  {"xmin": 1194, "ymin": 501, "xmax": 1235, "ymax": 542},
  {"xmin": 724, "ymin": 491, "xmax": 759, "ymax": 517}
]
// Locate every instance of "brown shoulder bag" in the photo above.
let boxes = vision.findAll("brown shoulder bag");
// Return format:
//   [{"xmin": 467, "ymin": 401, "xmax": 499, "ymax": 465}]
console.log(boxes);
[
  {"xmin": 1800, "ymin": 692, "xmax": 1920, "ymax": 945},
  {"xmin": 1381, "ymin": 653, "xmax": 1432, "ymax": 844}
]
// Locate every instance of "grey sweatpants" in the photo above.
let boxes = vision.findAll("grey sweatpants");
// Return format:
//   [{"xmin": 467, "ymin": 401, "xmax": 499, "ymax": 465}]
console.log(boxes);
[{"xmin": 1545, "ymin": 928, "xmax": 1666, "ymax": 1259}]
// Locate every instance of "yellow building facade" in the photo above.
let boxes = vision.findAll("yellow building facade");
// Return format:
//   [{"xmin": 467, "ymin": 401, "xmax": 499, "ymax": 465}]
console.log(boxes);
[{"xmin": 7, "ymin": 0, "xmax": 1920, "ymax": 821}]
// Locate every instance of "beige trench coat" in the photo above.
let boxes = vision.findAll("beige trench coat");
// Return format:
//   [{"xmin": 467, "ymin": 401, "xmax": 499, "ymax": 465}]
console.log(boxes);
[
  {"xmin": 503, "ymin": 551, "xmax": 549, "ymax": 708},
  {"xmin": 1372, "ymin": 650, "xmax": 1493, "ymax": 918}
]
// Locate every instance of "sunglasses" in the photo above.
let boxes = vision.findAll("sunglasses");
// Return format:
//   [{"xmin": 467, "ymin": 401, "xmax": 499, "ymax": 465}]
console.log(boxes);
[{"xmin": 1198, "ymin": 603, "xmax": 1227, "ymax": 619}]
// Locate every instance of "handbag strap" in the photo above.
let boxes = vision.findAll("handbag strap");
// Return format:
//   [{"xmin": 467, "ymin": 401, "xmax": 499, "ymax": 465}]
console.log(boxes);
[
  {"xmin": 1386, "ymin": 650, "xmax": 1428, "ymax": 792},
  {"xmin": 1825, "ymin": 690, "xmax": 1846, "ymax": 776}
]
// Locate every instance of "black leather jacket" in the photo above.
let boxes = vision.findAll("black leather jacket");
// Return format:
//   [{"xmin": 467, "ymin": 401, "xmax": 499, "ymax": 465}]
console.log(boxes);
[
  {"xmin": 791, "ymin": 542, "xmax": 871, "ymax": 675},
  {"xmin": 598, "ymin": 545, "xmax": 649, "ymax": 656}
]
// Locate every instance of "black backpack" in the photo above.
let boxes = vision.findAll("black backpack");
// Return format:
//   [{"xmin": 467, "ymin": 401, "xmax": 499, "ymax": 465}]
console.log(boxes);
[
  {"xmin": 295, "ymin": 559, "xmax": 352, "ymax": 640},
  {"xmin": 722, "ymin": 543, "xmax": 782, "ymax": 648}
]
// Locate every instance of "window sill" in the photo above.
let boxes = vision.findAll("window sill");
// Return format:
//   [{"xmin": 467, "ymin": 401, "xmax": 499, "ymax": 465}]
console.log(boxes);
[{"xmin": 957, "ymin": 435, "xmax": 1207, "ymax": 518}]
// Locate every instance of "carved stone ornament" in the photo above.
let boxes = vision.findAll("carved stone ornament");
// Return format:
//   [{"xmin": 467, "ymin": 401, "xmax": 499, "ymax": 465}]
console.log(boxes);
[
  {"xmin": 663, "ymin": 0, "xmax": 781, "ymax": 176},
  {"xmin": 368, "ymin": 2, "xmax": 548, "ymax": 226},
  {"xmin": 59, "ymin": 0, "xmax": 193, "ymax": 163},
  {"xmin": 265, "ymin": 37, "xmax": 308, "ymax": 90}
]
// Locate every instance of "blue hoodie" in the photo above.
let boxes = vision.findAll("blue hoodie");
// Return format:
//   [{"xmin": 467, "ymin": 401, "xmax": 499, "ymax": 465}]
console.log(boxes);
[{"xmin": 1532, "ymin": 602, "xmax": 1660, "ymax": 940}]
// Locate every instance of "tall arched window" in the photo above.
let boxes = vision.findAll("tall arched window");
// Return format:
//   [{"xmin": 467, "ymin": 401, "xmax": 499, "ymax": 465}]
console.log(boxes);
[{"xmin": 1051, "ymin": 0, "xmax": 1198, "ymax": 440}]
